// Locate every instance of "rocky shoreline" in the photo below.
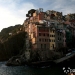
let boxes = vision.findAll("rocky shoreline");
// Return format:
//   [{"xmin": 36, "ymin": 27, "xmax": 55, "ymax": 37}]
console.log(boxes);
[
  {"xmin": 5, "ymin": 50, "xmax": 62, "ymax": 66},
  {"xmin": 5, "ymin": 52, "xmax": 75, "ymax": 67},
  {"xmin": 5, "ymin": 55, "xmax": 60, "ymax": 67},
  {"xmin": 6, "ymin": 56, "xmax": 55, "ymax": 67}
]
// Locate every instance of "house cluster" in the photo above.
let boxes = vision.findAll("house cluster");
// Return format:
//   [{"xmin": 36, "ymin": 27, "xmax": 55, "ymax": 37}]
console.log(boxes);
[{"xmin": 23, "ymin": 8, "xmax": 75, "ymax": 51}]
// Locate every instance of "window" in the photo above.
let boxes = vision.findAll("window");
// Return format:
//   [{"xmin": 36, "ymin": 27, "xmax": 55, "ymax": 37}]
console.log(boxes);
[
  {"xmin": 58, "ymin": 38, "xmax": 61, "ymax": 41},
  {"xmin": 39, "ymin": 39, "xmax": 41, "ymax": 41},
  {"xmin": 46, "ymin": 39, "xmax": 48, "ymax": 42},
  {"xmin": 49, "ymin": 39, "xmax": 51, "ymax": 42},
  {"xmin": 52, "ymin": 40, "xmax": 53, "ymax": 42},
  {"xmin": 52, "ymin": 35, "xmax": 53, "ymax": 37},
  {"xmin": 44, "ymin": 44, "xmax": 46, "ymax": 48},
  {"xmin": 52, "ymin": 44, "xmax": 54, "ymax": 49},
  {"xmin": 58, "ymin": 33, "xmax": 61, "ymax": 36},
  {"xmin": 42, "ymin": 39, "xmax": 44, "ymax": 42},
  {"xmin": 45, "ymin": 39, "xmax": 46, "ymax": 42},
  {"xmin": 47, "ymin": 34, "xmax": 49, "ymax": 36},
  {"xmin": 39, "ymin": 33, "xmax": 41, "ymax": 36},
  {"xmin": 39, "ymin": 28, "xmax": 41, "ymax": 31},
  {"xmin": 41, "ymin": 44, "xmax": 42, "ymax": 48},
  {"xmin": 43, "ymin": 33, "xmax": 45, "ymax": 36},
  {"xmin": 58, "ymin": 33, "xmax": 59, "ymax": 36},
  {"xmin": 58, "ymin": 37, "xmax": 59, "ymax": 40},
  {"xmin": 60, "ymin": 33, "xmax": 61, "ymax": 36},
  {"xmin": 44, "ymin": 28, "xmax": 46, "ymax": 31}
]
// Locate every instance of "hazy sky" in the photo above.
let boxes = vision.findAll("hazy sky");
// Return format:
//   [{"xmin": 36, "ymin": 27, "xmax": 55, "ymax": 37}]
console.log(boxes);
[{"xmin": 0, "ymin": 0, "xmax": 75, "ymax": 31}]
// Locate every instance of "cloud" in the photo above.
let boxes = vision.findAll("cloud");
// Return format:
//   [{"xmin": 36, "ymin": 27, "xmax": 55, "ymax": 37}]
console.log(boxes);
[
  {"xmin": 0, "ymin": 7, "xmax": 23, "ymax": 31},
  {"xmin": 39, "ymin": 0, "xmax": 50, "ymax": 3},
  {"xmin": 44, "ymin": 0, "xmax": 75, "ymax": 15},
  {"xmin": 0, "ymin": 0, "xmax": 75, "ymax": 31},
  {"xmin": 0, "ymin": 0, "xmax": 36, "ymax": 31}
]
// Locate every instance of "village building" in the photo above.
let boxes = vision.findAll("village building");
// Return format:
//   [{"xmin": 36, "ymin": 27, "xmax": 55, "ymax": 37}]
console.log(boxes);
[{"xmin": 24, "ymin": 8, "xmax": 67, "ymax": 51}]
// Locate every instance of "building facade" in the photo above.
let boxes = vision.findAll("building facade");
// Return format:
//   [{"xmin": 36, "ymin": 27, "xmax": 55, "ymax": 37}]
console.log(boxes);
[{"xmin": 24, "ymin": 8, "xmax": 75, "ymax": 51}]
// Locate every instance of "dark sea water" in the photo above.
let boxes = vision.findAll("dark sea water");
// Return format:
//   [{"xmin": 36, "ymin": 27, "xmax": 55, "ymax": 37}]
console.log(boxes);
[
  {"xmin": 1, "ymin": 61, "xmax": 75, "ymax": 75},
  {"xmin": 0, "ymin": 62, "xmax": 68, "ymax": 75}
]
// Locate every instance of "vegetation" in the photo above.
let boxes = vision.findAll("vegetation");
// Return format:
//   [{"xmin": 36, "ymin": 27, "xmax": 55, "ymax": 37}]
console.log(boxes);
[
  {"xmin": 0, "ymin": 24, "xmax": 26, "ymax": 61},
  {"xmin": 0, "ymin": 24, "xmax": 23, "ymax": 42},
  {"xmin": 26, "ymin": 9, "xmax": 36, "ymax": 17}
]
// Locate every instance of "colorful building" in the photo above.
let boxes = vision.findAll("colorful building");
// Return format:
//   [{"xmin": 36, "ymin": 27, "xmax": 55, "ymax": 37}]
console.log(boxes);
[{"xmin": 24, "ymin": 8, "xmax": 75, "ymax": 51}]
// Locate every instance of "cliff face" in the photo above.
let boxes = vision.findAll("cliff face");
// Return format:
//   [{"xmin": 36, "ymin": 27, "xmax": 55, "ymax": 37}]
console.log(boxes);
[
  {"xmin": 0, "ymin": 31, "xmax": 26, "ymax": 61},
  {"xmin": 0, "ymin": 25, "xmax": 26, "ymax": 61}
]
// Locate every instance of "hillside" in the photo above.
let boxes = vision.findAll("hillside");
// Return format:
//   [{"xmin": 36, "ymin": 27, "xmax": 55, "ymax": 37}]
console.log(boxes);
[
  {"xmin": 0, "ymin": 24, "xmax": 26, "ymax": 61},
  {"xmin": 0, "ymin": 24, "xmax": 23, "ymax": 43}
]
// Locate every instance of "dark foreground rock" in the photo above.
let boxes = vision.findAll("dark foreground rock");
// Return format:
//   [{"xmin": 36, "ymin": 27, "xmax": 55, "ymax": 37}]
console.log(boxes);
[
  {"xmin": 6, "ymin": 56, "xmax": 26, "ymax": 66},
  {"xmin": 6, "ymin": 55, "xmax": 55, "ymax": 67},
  {"xmin": 6, "ymin": 50, "xmax": 62, "ymax": 66}
]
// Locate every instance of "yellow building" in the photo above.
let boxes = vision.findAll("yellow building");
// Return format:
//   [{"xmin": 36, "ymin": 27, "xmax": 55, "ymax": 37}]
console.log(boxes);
[{"xmin": 49, "ymin": 28, "xmax": 56, "ymax": 50}]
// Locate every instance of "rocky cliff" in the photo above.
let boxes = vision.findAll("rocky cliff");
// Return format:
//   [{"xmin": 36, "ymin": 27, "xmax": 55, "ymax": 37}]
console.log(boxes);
[{"xmin": 0, "ymin": 24, "xmax": 26, "ymax": 61}]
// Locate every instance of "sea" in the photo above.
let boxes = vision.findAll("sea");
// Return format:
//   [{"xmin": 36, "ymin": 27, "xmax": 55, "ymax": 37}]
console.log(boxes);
[{"xmin": 0, "ymin": 61, "xmax": 75, "ymax": 75}]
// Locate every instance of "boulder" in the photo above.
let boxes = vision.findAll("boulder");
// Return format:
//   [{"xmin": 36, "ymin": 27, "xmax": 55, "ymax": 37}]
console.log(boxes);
[{"xmin": 6, "ymin": 56, "xmax": 26, "ymax": 66}]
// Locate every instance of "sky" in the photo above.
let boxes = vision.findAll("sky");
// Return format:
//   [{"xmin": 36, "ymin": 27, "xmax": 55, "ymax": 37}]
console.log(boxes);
[{"xmin": 0, "ymin": 0, "xmax": 75, "ymax": 31}]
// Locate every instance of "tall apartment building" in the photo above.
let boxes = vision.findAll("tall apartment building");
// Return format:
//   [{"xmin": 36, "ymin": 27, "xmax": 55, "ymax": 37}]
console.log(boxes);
[{"xmin": 24, "ymin": 8, "xmax": 65, "ymax": 50}]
